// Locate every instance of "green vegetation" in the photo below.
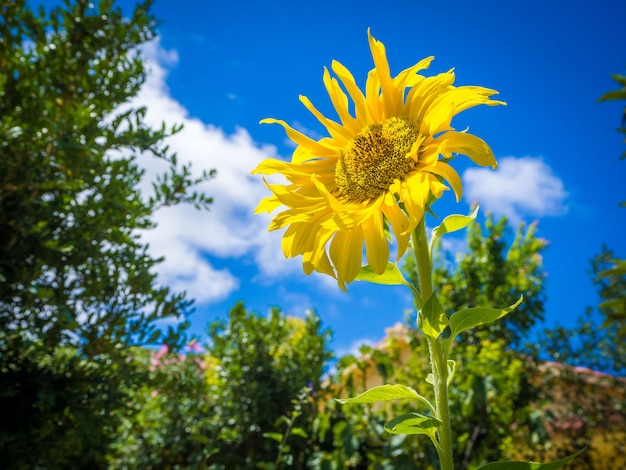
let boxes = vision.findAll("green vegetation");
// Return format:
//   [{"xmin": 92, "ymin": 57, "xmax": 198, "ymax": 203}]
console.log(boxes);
[
  {"xmin": 1, "ymin": 0, "xmax": 622, "ymax": 468},
  {"xmin": 0, "ymin": 0, "xmax": 212, "ymax": 466}
]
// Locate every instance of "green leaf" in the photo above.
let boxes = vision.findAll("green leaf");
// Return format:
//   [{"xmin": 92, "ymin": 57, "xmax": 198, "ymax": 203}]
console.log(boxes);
[
  {"xmin": 418, "ymin": 291, "xmax": 449, "ymax": 338},
  {"xmin": 430, "ymin": 206, "xmax": 479, "ymax": 252},
  {"xmin": 446, "ymin": 359, "xmax": 456, "ymax": 386},
  {"xmin": 598, "ymin": 89, "xmax": 626, "ymax": 102},
  {"xmin": 450, "ymin": 295, "xmax": 524, "ymax": 337},
  {"xmin": 384, "ymin": 413, "xmax": 441, "ymax": 436},
  {"xmin": 476, "ymin": 448, "xmax": 585, "ymax": 470},
  {"xmin": 262, "ymin": 432, "xmax": 283, "ymax": 443},
  {"xmin": 337, "ymin": 384, "xmax": 425, "ymax": 405},
  {"xmin": 291, "ymin": 427, "xmax": 308, "ymax": 439},
  {"xmin": 356, "ymin": 262, "xmax": 411, "ymax": 287}
]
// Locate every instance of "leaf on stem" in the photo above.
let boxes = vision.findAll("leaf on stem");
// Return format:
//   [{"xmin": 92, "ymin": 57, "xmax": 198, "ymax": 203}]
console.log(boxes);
[
  {"xmin": 418, "ymin": 291, "xmax": 449, "ymax": 338},
  {"xmin": 429, "ymin": 206, "xmax": 479, "ymax": 253},
  {"xmin": 355, "ymin": 263, "xmax": 420, "ymax": 300},
  {"xmin": 475, "ymin": 448, "xmax": 586, "ymax": 469},
  {"xmin": 384, "ymin": 413, "xmax": 441, "ymax": 436},
  {"xmin": 446, "ymin": 359, "xmax": 456, "ymax": 386},
  {"xmin": 356, "ymin": 263, "xmax": 412, "ymax": 287},
  {"xmin": 449, "ymin": 295, "xmax": 524, "ymax": 338},
  {"xmin": 336, "ymin": 384, "xmax": 427, "ymax": 405}
]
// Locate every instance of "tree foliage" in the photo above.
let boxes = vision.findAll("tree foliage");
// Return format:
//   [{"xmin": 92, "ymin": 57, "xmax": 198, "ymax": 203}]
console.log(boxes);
[
  {"xmin": 110, "ymin": 303, "xmax": 333, "ymax": 469},
  {"xmin": 0, "ymin": 0, "xmax": 213, "ymax": 466}
]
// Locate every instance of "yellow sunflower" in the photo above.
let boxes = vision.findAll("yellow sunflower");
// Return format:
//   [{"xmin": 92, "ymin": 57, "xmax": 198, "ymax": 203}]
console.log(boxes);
[{"xmin": 253, "ymin": 30, "xmax": 504, "ymax": 289}]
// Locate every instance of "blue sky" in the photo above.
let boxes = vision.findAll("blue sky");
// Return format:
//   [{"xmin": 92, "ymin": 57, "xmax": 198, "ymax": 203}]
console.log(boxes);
[{"xmin": 55, "ymin": 0, "xmax": 626, "ymax": 354}]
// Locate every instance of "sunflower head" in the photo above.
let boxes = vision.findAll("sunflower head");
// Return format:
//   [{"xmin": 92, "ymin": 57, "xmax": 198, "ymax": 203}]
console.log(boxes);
[{"xmin": 253, "ymin": 30, "xmax": 505, "ymax": 290}]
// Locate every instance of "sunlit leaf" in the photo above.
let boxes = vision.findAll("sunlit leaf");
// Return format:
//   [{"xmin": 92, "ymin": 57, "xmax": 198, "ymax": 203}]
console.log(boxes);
[
  {"xmin": 337, "ymin": 384, "xmax": 427, "ymax": 405},
  {"xmin": 291, "ymin": 427, "xmax": 308, "ymax": 439},
  {"xmin": 450, "ymin": 296, "xmax": 523, "ymax": 337},
  {"xmin": 476, "ymin": 448, "xmax": 585, "ymax": 469},
  {"xmin": 384, "ymin": 413, "xmax": 441, "ymax": 435},
  {"xmin": 430, "ymin": 206, "xmax": 479, "ymax": 252},
  {"xmin": 262, "ymin": 432, "xmax": 283, "ymax": 443},
  {"xmin": 446, "ymin": 359, "xmax": 456, "ymax": 386},
  {"xmin": 356, "ymin": 263, "xmax": 412, "ymax": 287},
  {"xmin": 418, "ymin": 291, "xmax": 449, "ymax": 338}
]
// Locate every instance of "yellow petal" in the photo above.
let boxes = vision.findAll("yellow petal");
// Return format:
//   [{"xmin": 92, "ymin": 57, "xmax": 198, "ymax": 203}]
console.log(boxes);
[
  {"xmin": 255, "ymin": 195, "xmax": 282, "ymax": 214},
  {"xmin": 322, "ymin": 68, "xmax": 360, "ymax": 135},
  {"xmin": 331, "ymin": 60, "xmax": 371, "ymax": 127},
  {"xmin": 427, "ymin": 161, "xmax": 463, "ymax": 201},
  {"xmin": 329, "ymin": 227, "xmax": 364, "ymax": 285},
  {"xmin": 365, "ymin": 68, "xmax": 383, "ymax": 122},
  {"xmin": 363, "ymin": 210, "xmax": 389, "ymax": 274},
  {"xmin": 393, "ymin": 56, "xmax": 434, "ymax": 91},
  {"xmin": 435, "ymin": 131, "xmax": 498, "ymax": 168},
  {"xmin": 299, "ymin": 94, "xmax": 352, "ymax": 143},
  {"xmin": 367, "ymin": 29, "xmax": 400, "ymax": 117},
  {"xmin": 407, "ymin": 72, "xmax": 455, "ymax": 123},
  {"xmin": 261, "ymin": 118, "xmax": 338, "ymax": 162}
]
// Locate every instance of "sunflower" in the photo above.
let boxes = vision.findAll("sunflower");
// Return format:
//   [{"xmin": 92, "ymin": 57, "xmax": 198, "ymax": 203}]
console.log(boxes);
[{"xmin": 253, "ymin": 30, "xmax": 504, "ymax": 289}]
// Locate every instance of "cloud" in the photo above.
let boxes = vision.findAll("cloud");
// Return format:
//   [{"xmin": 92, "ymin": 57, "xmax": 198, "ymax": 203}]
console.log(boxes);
[
  {"xmin": 123, "ymin": 39, "xmax": 302, "ymax": 304},
  {"xmin": 462, "ymin": 156, "xmax": 568, "ymax": 223}
]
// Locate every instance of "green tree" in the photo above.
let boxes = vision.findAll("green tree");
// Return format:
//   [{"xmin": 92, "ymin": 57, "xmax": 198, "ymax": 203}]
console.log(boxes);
[
  {"xmin": 205, "ymin": 303, "xmax": 332, "ymax": 469},
  {"xmin": 534, "ymin": 252, "xmax": 626, "ymax": 469},
  {"xmin": 595, "ymin": 73, "xmax": 626, "ymax": 335},
  {"xmin": 112, "ymin": 304, "xmax": 333, "ymax": 469},
  {"xmin": 0, "ymin": 0, "xmax": 213, "ymax": 467}
]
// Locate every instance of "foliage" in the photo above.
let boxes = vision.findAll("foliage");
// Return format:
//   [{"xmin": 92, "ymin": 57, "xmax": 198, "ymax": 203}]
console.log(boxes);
[
  {"xmin": 108, "ymin": 344, "xmax": 217, "ymax": 469},
  {"xmin": 0, "ymin": 0, "xmax": 213, "ymax": 466},
  {"xmin": 598, "ymin": 72, "xmax": 626, "ymax": 159},
  {"xmin": 530, "ymin": 255, "xmax": 626, "ymax": 469},
  {"xmin": 307, "ymin": 338, "xmax": 545, "ymax": 469},
  {"xmin": 110, "ymin": 303, "xmax": 333, "ymax": 469},
  {"xmin": 206, "ymin": 303, "xmax": 332, "ymax": 468},
  {"xmin": 405, "ymin": 212, "xmax": 548, "ymax": 347},
  {"xmin": 596, "ymin": 72, "xmax": 626, "ymax": 334}
]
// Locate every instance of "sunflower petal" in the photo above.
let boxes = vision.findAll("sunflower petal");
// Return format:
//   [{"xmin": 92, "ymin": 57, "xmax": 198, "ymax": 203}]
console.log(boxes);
[
  {"xmin": 363, "ymin": 210, "xmax": 389, "ymax": 274},
  {"xmin": 331, "ymin": 60, "xmax": 371, "ymax": 127},
  {"xmin": 428, "ymin": 161, "xmax": 463, "ymax": 201},
  {"xmin": 330, "ymin": 228, "xmax": 364, "ymax": 286},
  {"xmin": 368, "ymin": 29, "xmax": 400, "ymax": 117},
  {"xmin": 322, "ymin": 68, "xmax": 360, "ymax": 135},
  {"xmin": 435, "ymin": 131, "xmax": 498, "ymax": 168},
  {"xmin": 299, "ymin": 94, "xmax": 352, "ymax": 143}
]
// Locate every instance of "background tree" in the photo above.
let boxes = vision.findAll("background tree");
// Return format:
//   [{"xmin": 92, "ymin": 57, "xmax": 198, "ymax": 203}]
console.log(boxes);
[
  {"xmin": 0, "ymin": 0, "xmax": 213, "ymax": 467},
  {"xmin": 532, "ymin": 253, "xmax": 626, "ymax": 469},
  {"xmin": 595, "ymin": 73, "xmax": 626, "ymax": 336},
  {"xmin": 204, "ymin": 303, "xmax": 332, "ymax": 469}
]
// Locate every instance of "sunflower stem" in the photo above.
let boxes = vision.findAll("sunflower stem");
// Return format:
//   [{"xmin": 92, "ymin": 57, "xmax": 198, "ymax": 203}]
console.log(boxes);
[{"xmin": 412, "ymin": 218, "xmax": 454, "ymax": 470}]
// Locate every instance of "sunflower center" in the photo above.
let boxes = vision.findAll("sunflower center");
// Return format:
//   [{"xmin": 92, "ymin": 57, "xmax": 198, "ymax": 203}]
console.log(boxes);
[{"xmin": 335, "ymin": 116, "xmax": 419, "ymax": 200}]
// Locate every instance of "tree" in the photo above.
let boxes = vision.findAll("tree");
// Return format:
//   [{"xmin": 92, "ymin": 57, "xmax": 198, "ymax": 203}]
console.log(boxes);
[
  {"xmin": 0, "ymin": 0, "xmax": 213, "ymax": 466},
  {"xmin": 111, "ymin": 304, "xmax": 333, "ymax": 469},
  {"xmin": 595, "ymin": 73, "xmax": 626, "ymax": 336},
  {"xmin": 533, "ymin": 252, "xmax": 626, "ymax": 469},
  {"xmin": 205, "ymin": 303, "xmax": 332, "ymax": 469}
]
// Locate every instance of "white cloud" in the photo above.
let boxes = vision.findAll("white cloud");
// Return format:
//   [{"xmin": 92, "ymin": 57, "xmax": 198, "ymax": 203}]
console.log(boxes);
[
  {"xmin": 122, "ymin": 39, "xmax": 302, "ymax": 304},
  {"xmin": 462, "ymin": 156, "xmax": 568, "ymax": 223}
]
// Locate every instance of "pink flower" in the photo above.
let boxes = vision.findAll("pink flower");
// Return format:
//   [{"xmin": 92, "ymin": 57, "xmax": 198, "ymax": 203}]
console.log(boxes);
[{"xmin": 186, "ymin": 340, "xmax": 203, "ymax": 353}]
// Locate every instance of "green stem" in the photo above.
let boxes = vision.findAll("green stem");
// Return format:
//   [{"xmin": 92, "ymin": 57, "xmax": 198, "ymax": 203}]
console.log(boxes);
[{"xmin": 412, "ymin": 218, "xmax": 454, "ymax": 470}]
